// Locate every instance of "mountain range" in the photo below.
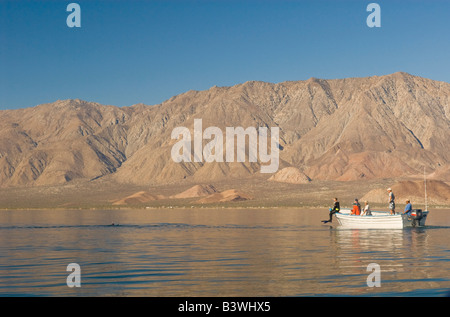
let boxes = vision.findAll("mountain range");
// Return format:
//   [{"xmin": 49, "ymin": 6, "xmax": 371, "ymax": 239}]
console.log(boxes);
[{"xmin": 1, "ymin": 72, "xmax": 449, "ymax": 189}]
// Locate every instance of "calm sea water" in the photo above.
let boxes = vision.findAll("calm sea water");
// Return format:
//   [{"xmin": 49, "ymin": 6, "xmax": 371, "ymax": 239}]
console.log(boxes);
[{"xmin": 0, "ymin": 208, "xmax": 449, "ymax": 297}]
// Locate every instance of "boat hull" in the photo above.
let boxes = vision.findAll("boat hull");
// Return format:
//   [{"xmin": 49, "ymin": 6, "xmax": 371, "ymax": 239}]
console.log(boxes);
[{"xmin": 335, "ymin": 211, "xmax": 429, "ymax": 229}]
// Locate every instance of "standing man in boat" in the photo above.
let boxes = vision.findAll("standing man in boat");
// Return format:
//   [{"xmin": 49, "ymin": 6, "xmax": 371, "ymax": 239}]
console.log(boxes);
[
  {"xmin": 387, "ymin": 188, "xmax": 396, "ymax": 215},
  {"xmin": 323, "ymin": 197, "xmax": 340, "ymax": 223}
]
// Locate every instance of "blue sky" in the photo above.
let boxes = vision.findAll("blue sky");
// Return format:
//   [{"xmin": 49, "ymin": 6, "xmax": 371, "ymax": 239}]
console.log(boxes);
[{"xmin": 0, "ymin": 0, "xmax": 449, "ymax": 109}]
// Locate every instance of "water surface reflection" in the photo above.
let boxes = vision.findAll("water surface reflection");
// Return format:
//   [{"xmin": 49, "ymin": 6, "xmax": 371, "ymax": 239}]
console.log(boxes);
[{"xmin": 0, "ymin": 209, "xmax": 449, "ymax": 296}]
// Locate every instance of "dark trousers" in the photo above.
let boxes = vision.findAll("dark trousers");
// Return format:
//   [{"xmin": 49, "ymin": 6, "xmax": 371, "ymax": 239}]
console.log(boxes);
[{"xmin": 328, "ymin": 209, "xmax": 338, "ymax": 222}]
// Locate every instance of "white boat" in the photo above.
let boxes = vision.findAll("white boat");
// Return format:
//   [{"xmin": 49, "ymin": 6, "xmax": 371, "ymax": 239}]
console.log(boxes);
[
  {"xmin": 334, "ymin": 209, "xmax": 429, "ymax": 229},
  {"xmin": 335, "ymin": 166, "xmax": 431, "ymax": 229}
]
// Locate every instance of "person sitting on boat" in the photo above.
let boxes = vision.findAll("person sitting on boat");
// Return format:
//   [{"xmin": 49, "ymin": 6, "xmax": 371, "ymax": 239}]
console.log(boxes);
[
  {"xmin": 362, "ymin": 201, "xmax": 372, "ymax": 216},
  {"xmin": 403, "ymin": 199, "xmax": 412, "ymax": 216},
  {"xmin": 324, "ymin": 198, "xmax": 340, "ymax": 223},
  {"xmin": 350, "ymin": 198, "xmax": 361, "ymax": 215},
  {"xmin": 387, "ymin": 188, "xmax": 396, "ymax": 215}
]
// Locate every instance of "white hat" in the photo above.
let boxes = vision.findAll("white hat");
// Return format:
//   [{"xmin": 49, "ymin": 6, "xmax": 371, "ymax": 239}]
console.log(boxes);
[{"xmin": 387, "ymin": 188, "xmax": 392, "ymax": 191}]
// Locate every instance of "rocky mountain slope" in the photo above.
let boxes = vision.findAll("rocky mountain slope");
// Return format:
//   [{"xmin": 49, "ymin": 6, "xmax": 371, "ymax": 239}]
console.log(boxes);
[{"xmin": 1, "ymin": 72, "xmax": 449, "ymax": 188}]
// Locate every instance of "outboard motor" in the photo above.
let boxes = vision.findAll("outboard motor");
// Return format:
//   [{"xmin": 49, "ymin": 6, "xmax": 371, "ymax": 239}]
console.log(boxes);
[{"xmin": 410, "ymin": 209, "xmax": 423, "ymax": 227}]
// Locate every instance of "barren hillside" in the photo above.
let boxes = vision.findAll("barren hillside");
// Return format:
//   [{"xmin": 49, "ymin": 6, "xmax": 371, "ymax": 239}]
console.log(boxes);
[{"xmin": 1, "ymin": 72, "xmax": 449, "ymax": 189}]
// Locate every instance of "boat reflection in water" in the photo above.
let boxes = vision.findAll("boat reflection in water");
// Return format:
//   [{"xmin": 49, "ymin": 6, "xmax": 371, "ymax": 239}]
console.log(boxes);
[{"xmin": 329, "ymin": 226, "xmax": 445, "ymax": 295}]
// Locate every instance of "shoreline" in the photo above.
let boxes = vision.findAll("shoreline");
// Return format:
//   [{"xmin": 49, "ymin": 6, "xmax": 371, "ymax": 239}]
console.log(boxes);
[
  {"xmin": 1, "ymin": 177, "xmax": 448, "ymax": 211},
  {"xmin": 1, "ymin": 204, "xmax": 449, "ymax": 211}
]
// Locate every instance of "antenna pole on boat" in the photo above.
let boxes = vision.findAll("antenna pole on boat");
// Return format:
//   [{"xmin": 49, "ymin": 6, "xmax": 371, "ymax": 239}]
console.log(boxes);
[{"xmin": 424, "ymin": 166, "xmax": 428, "ymax": 212}]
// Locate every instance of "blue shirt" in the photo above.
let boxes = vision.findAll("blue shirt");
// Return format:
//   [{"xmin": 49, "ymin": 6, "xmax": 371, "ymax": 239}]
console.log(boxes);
[{"xmin": 404, "ymin": 203, "xmax": 412, "ymax": 214}]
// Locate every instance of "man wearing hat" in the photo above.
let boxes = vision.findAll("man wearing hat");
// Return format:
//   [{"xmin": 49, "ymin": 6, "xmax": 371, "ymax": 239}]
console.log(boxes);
[
  {"xmin": 403, "ymin": 199, "xmax": 412, "ymax": 216},
  {"xmin": 387, "ymin": 188, "xmax": 395, "ymax": 215}
]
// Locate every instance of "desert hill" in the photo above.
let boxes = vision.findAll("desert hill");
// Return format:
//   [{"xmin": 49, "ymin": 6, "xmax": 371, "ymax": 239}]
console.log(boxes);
[
  {"xmin": 268, "ymin": 167, "xmax": 311, "ymax": 184},
  {"xmin": 112, "ymin": 191, "xmax": 166, "ymax": 205},
  {"xmin": 195, "ymin": 189, "xmax": 253, "ymax": 204},
  {"xmin": 112, "ymin": 184, "xmax": 250, "ymax": 206},
  {"xmin": 170, "ymin": 184, "xmax": 217, "ymax": 199},
  {"xmin": 1, "ymin": 72, "xmax": 449, "ymax": 189}
]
